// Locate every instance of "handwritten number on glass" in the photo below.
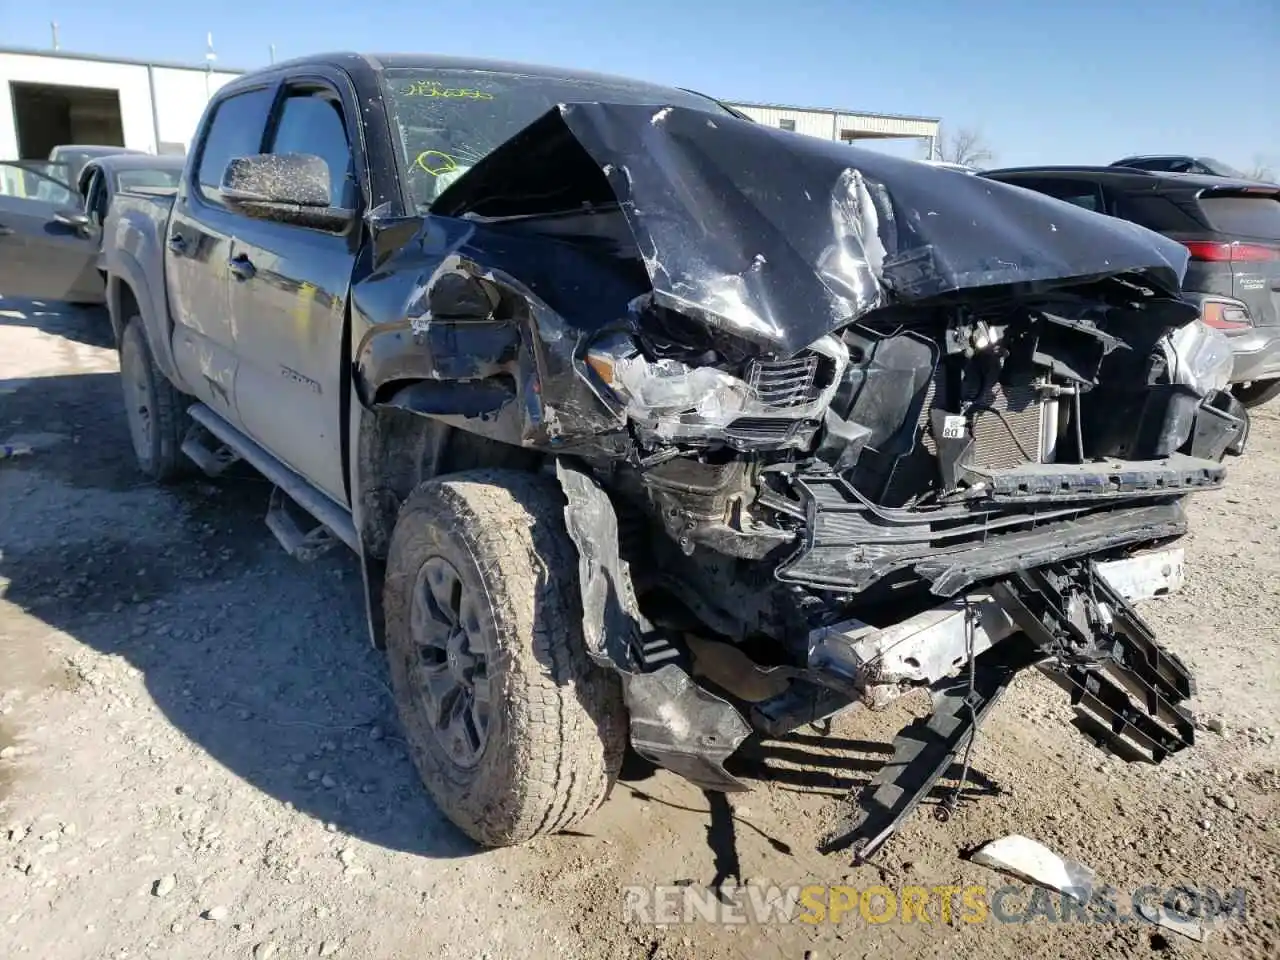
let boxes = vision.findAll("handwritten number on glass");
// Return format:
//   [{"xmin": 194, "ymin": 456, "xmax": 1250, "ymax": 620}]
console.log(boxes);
[{"xmin": 404, "ymin": 81, "xmax": 494, "ymax": 100}]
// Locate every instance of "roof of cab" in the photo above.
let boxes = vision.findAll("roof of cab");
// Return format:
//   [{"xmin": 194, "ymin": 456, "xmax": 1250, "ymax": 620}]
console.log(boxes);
[
  {"xmin": 86, "ymin": 154, "xmax": 186, "ymax": 172},
  {"xmin": 232, "ymin": 51, "xmax": 693, "ymax": 97},
  {"xmin": 983, "ymin": 165, "xmax": 1273, "ymax": 193}
]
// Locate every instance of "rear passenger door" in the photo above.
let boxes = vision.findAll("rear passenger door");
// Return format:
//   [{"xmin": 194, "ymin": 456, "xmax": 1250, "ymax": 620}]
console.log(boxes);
[
  {"xmin": 228, "ymin": 75, "xmax": 361, "ymax": 505},
  {"xmin": 167, "ymin": 84, "xmax": 275, "ymax": 427}
]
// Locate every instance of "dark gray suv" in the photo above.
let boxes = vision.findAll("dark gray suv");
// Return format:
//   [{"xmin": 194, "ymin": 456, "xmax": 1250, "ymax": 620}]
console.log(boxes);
[{"xmin": 984, "ymin": 165, "xmax": 1280, "ymax": 407}]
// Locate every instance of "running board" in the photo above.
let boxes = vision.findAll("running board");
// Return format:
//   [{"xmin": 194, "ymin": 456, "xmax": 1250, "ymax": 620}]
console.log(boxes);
[
  {"xmin": 180, "ymin": 423, "xmax": 242, "ymax": 477},
  {"xmin": 266, "ymin": 485, "xmax": 342, "ymax": 562},
  {"xmin": 185, "ymin": 403, "xmax": 359, "ymax": 554}
]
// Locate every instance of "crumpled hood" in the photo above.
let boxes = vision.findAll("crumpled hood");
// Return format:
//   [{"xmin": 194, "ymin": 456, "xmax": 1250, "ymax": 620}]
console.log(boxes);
[{"xmin": 433, "ymin": 102, "xmax": 1191, "ymax": 355}]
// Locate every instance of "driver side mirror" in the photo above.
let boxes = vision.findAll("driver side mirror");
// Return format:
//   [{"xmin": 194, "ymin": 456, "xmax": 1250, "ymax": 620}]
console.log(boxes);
[{"xmin": 220, "ymin": 153, "xmax": 355, "ymax": 232}]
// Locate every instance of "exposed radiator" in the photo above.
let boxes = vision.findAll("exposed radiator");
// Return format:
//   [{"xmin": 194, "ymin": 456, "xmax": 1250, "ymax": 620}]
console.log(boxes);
[
  {"xmin": 921, "ymin": 377, "xmax": 1047, "ymax": 469},
  {"xmin": 883, "ymin": 367, "xmax": 1054, "ymax": 505},
  {"xmin": 969, "ymin": 382, "xmax": 1047, "ymax": 469}
]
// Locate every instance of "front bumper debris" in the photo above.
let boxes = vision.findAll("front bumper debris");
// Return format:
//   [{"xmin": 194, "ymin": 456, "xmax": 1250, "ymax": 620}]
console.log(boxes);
[
  {"xmin": 821, "ymin": 554, "xmax": 1195, "ymax": 862},
  {"xmin": 777, "ymin": 472, "xmax": 1201, "ymax": 595},
  {"xmin": 807, "ymin": 546, "xmax": 1185, "ymax": 708}
]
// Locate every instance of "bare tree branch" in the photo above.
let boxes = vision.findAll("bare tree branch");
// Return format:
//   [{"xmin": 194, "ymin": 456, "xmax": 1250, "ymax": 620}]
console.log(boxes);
[
  {"xmin": 1243, "ymin": 154, "xmax": 1277, "ymax": 182},
  {"xmin": 930, "ymin": 125, "xmax": 995, "ymax": 168}
]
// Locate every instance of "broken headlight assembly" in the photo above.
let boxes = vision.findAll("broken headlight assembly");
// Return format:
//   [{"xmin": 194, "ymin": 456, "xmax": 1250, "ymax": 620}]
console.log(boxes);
[
  {"xmin": 1163, "ymin": 319, "xmax": 1234, "ymax": 396},
  {"xmin": 584, "ymin": 331, "xmax": 849, "ymax": 451}
]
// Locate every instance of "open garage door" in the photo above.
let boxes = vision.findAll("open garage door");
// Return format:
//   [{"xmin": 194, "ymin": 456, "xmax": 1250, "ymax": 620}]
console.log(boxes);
[{"xmin": 10, "ymin": 81, "xmax": 125, "ymax": 160}]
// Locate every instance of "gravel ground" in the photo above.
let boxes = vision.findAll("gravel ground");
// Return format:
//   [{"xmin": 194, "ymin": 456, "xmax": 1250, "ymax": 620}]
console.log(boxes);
[{"xmin": 2, "ymin": 299, "xmax": 1278, "ymax": 960}]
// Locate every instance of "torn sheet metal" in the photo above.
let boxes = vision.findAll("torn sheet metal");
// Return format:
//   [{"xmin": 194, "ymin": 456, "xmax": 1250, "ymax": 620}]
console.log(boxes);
[
  {"xmin": 435, "ymin": 102, "xmax": 1192, "ymax": 355},
  {"xmin": 556, "ymin": 460, "xmax": 751, "ymax": 791},
  {"xmin": 970, "ymin": 834, "xmax": 1097, "ymax": 903}
]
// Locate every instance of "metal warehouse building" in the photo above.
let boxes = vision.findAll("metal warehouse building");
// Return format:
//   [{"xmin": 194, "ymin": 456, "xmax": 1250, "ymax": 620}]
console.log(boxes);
[
  {"xmin": 0, "ymin": 46, "xmax": 940, "ymax": 161},
  {"xmin": 730, "ymin": 102, "xmax": 939, "ymax": 156},
  {"xmin": 0, "ymin": 47, "xmax": 241, "ymax": 158}
]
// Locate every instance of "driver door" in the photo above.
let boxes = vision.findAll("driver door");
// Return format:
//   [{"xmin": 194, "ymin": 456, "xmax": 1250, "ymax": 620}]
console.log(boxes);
[{"xmin": 0, "ymin": 161, "xmax": 103, "ymax": 303}]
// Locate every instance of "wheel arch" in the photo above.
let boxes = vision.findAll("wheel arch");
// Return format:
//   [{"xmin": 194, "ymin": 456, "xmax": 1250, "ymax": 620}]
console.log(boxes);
[{"xmin": 350, "ymin": 400, "xmax": 542, "ymax": 650}]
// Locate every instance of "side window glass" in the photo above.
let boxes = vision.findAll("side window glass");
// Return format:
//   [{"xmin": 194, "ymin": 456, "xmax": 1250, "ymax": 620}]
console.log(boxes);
[
  {"xmin": 0, "ymin": 162, "xmax": 79, "ymax": 208},
  {"xmin": 267, "ymin": 91, "xmax": 355, "ymax": 209},
  {"xmin": 196, "ymin": 87, "xmax": 274, "ymax": 205},
  {"xmin": 1109, "ymin": 194, "xmax": 1202, "ymax": 233},
  {"xmin": 1035, "ymin": 180, "xmax": 1103, "ymax": 212}
]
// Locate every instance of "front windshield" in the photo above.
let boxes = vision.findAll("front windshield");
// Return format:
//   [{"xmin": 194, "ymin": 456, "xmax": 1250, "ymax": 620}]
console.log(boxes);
[
  {"xmin": 117, "ymin": 168, "xmax": 182, "ymax": 191},
  {"xmin": 56, "ymin": 151, "xmax": 102, "ymax": 184},
  {"xmin": 1198, "ymin": 157, "xmax": 1245, "ymax": 178},
  {"xmin": 382, "ymin": 67, "xmax": 735, "ymax": 209}
]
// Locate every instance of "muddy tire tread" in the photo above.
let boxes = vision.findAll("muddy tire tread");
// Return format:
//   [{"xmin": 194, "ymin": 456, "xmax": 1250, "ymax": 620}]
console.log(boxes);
[
  {"xmin": 383, "ymin": 468, "xmax": 627, "ymax": 846},
  {"xmin": 120, "ymin": 315, "xmax": 192, "ymax": 483}
]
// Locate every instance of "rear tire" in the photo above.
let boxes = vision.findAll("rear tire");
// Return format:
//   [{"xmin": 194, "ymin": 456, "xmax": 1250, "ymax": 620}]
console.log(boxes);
[
  {"xmin": 1232, "ymin": 378, "xmax": 1280, "ymax": 409},
  {"xmin": 383, "ymin": 469, "xmax": 627, "ymax": 847},
  {"xmin": 119, "ymin": 315, "xmax": 192, "ymax": 482}
]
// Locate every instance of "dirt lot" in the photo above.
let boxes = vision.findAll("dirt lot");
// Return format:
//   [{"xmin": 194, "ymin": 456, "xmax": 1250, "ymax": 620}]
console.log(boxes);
[{"xmin": 2, "ymin": 299, "xmax": 1278, "ymax": 960}]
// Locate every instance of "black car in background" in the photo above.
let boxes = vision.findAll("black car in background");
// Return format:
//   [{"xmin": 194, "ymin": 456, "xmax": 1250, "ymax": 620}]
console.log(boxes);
[
  {"xmin": 1110, "ymin": 155, "xmax": 1252, "ymax": 179},
  {"xmin": 48, "ymin": 143, "xmax": 147, "ymax": 188},
  {"xmin": 983, "ymin": 165, "xmax": 1280, "ymax": 407}
]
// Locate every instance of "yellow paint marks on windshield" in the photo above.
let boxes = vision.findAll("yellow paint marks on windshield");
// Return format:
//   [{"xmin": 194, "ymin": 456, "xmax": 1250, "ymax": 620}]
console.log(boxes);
[
  {"xmin": 414, "ymin": 151, "xmax": 459, "ymax": 177},
  {"xmin": 402, "ymin": 81, "xmax": 494, "ymax": 100}
]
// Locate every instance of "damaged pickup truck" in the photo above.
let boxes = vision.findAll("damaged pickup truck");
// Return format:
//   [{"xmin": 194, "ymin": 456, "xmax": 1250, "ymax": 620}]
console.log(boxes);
[{"xmin": 93, "ymin": 53, "xmax": 1248, "ymax": 857}]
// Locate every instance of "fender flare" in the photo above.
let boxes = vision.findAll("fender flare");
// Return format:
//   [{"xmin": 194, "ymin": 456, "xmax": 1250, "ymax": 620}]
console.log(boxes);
[
  {"xmin": 106, "ymin": 250, "xmax": 189, "ymax": 392},
  {"xmin": 555, "ymin": 459, "xmax": 751, "ymax": 792}
]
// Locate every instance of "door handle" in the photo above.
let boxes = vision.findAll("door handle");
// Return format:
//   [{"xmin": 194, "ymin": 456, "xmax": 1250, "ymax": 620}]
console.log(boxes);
[
  {"xmin": 167, "ymin": 233, "xmax": 189, "ymax": 255},
  {"xmin": 228, "ymin": 254, "xmax": 256, "ymax": 281}
]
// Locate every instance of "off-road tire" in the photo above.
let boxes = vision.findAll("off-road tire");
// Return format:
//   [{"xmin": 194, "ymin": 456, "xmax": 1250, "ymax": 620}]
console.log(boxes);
[
  {"xmin": 119, "ymin": 315, "xmax": 192, "ymax": 483},
  {"xmin": 383, "ymin": 469, "xmax": 628, "ymax": 846},
  {"xmin": 1232, "ymin": 378, "xmax": 1280, "ymax": 409}
]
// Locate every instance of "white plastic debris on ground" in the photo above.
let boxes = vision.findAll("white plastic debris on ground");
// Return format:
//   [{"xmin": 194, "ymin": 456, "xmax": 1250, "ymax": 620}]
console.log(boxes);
[{"xmin": 970, "ymin": 834, "xmax": 1096, "ymax": 902}]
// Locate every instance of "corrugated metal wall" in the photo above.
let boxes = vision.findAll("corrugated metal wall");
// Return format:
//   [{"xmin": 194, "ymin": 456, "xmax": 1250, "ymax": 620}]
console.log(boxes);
[
  {"xmin": 729, "ymin": 103, "xmax": 938, "ymax": 143},
  {"xmin": 732, "ymin": 104, "xmax": 835, "ymax": 140}
]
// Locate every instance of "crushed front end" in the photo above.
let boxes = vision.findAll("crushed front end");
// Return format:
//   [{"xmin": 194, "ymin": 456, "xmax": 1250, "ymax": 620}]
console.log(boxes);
[
  {"xmin": 568, "ymin": 285, "xmax": 1243, "ymax": 856},
  {"xmin": 421, "ymin": 102, "xmax": 1250, "ymax": 857}
]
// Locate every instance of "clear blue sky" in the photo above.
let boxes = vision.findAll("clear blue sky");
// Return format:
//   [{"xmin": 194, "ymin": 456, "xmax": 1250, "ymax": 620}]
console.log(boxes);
[{"xmin": 2, "ymin": 0, "xmax": 1276, "ymax": 169}]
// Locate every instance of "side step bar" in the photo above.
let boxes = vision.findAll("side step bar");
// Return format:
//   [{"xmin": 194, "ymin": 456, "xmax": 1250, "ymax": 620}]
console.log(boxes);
[{"xmin": 184, "ymin": 403, "xmax": 359, "ymax": 554}]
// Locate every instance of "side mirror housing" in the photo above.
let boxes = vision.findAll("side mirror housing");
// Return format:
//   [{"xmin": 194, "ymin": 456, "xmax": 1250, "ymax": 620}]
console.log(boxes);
[
  {"xmin": 54, "ymin": 209, "xmax": 92, "ymax": 232},
  {"xmin": 220, "ymin": 153, "xmax": 355, "ymax": 232}
]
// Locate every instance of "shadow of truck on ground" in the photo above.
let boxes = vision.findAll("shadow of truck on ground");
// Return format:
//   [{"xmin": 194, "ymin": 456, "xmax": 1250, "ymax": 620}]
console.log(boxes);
[{"xmin": 1, "ymin": 357, "xmax": 472, "ymax": 858}]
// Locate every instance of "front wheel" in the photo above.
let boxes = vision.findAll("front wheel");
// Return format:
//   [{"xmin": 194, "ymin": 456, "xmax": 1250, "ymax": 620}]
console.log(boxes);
[
  {"xmin": 383, "ymin": 469, "xmax": 627, "ymax": 847},
  {"xmin": 1232, "ymin": 378, "xmax": 1280, "ymax": 409}
]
